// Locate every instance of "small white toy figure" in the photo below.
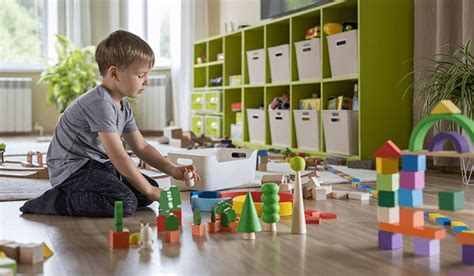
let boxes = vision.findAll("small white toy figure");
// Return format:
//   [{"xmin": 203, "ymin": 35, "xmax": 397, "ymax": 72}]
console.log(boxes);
[
  {"xmin": 139, "ymin": 223, "xmax": 153, "ymax": 251},
  {"xmin": 184, "ymin": 170, "xmax": 195, "ymax": 187}
]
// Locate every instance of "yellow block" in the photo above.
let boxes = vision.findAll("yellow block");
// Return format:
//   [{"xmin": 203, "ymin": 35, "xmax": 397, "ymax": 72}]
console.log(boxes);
[
  {"xmin": 376, "ymin": 158, "xmax": 399, "ymax": 174},
  {"xmin": 452, "ymin": 221, "xmax": 468, "ymax": 227},
  {"xmin": 43, "ymin": 243, "xmax": 53, "ymax": 259},
  {"xmin": 462, "ymin": 230, "xmax": 474, "ymax": 234},
  {"xmin": 233, "ymin": 195, "xmax": 292, "ymax": 217},
  {"xmin": 431, "ymin": 100, "xmax": 462, "ymax": 115},
  {"xmin": 371, "ymin": 190, "xmax": 378, "ymax": 198},
  {"xmin": 428, "ymin": 213, "xmax": 444, "ymax": 222}
]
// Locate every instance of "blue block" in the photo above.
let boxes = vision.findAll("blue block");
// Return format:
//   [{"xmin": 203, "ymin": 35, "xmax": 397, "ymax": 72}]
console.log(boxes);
[
  {"xmin": 398, "ymin": 189, "xmax": 423, "ymax": 207},
  {"xmin": 402, "ymin": 155, "xmax": 426, "ymax": 172},
  {"xmin": 435, "ymin": 217, "xmax": 451, "ymax": 226},
  {"xmin": 453, "ymin": 226, "xmax": 470, "ymax": 234},
  {"xmin": 424, "ymin": 211, "xmax": 431, "ymax": 220}
]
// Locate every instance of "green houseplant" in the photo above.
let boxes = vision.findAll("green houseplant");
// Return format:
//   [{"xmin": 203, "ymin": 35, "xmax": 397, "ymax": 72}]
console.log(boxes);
[{"xmin": 38, "ymin": 34, "xmax": 99, "ymax": 113}]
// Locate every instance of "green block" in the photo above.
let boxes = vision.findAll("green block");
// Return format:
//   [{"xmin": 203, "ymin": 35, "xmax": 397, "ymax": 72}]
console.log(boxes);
[
  {"xmin": 378, "ymin": 191, "xmax": 398, "ymax": 208},
  {"xmin": 439, "ymin": 190, "xmax": 464, "ymax": 211},
  {"xmin": 114, "ymin": 201, "xmax": 123, "ymax": 232},
  {"xmin": 376, "ymin": 173, "xmax": 400, "ymax": 191}
]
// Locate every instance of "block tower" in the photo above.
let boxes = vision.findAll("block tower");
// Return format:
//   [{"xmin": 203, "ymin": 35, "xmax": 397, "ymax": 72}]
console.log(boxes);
[{"xmin": 399, "ymin": 153, "xmax": 426, "ymax": 208}]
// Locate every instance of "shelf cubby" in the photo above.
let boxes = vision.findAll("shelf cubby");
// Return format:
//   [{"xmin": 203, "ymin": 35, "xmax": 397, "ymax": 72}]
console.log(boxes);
[
  {"xmin": 224, "ymin": 33, "xmax": 242, "ymax": 87},
  {"xmin": 208, "ymin": 38, "xmax": 223, "ymax": 62}
]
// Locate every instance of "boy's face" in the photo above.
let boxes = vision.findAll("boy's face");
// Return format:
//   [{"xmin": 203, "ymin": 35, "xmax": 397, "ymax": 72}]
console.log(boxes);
[{"xmin": 115, "ymin": 60, "xmax": 152, "ymax": 98}]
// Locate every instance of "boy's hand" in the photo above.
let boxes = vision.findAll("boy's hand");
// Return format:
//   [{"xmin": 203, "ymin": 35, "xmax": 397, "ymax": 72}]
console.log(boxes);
[{"xmin": 170, "ymin": 165, "xmax": 201, "ymax": 182}]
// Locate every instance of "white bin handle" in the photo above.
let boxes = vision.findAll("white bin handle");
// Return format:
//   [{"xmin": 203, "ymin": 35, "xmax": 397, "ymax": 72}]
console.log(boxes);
[
  {"xmin": 302, "ymin": 44, "xmax": 312, "ymax": 52},
  {"xmin": 176, "ymin": 158, "xmax": 194, "ymax": 166},
  {"xmin": 301, "ymin": 112, "xmax": 311, "ymax": 121},
  {"xmin": 336, "ymin": 40, "xmax": 347, "ymax": 47},
  {"xmin": 251, "ymin": 115, "xmax": 260, "ymax": 119},
  {"xmin": 330, "ymin": 112, "xmax": 340, "ymax": 122},
  {"xmin": 274, "ymin": 51, "xmax": 283, "ymax": 58}
]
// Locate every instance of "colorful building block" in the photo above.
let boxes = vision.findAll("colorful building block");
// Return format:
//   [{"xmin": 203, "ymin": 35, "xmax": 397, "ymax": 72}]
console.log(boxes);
[
  {"xmin": 401, "ymin": 154, "xmax": 426, "ymax": 172},
  {"xmin": 378, "ymin": 191, "xmax": 398, "ymax": 207},
  {"xmin": 452, "ymin": 221, "xmax": 468, "ymax": 227},
  {"xmin": 373, "ymin": 140, "xmax": 402, "ymax": 158},
  {"xmin": 399, "ymin": 171, "xmax": 425, "ymax": 189},
  {"xmin": 435, "ymin": 217, "xmax": 451, "ymax": 226},
  {"xmin": 457, "ymin": 232, "xmax": 474, "ymax": 245},
  {"xmin": 165, "ymin": 230, "xmax": 180, "ymax": 243},
  {"xmin": 399, "ymin": 207, "xmax": 424, "ymax": 228},
  {"xmin": 378, "ymin": 231, "xmax": 403, "ymax": 250},
  {"xmin": 377, "ymin": 207, "xmax": 399, "ymax": 224},
  {"xmin": 109, "ymin": 230, "xmax": 130, "ymax": 249},
  {"xmin": 431, "ymin": 100, "xmax": 462, "ymax": 115},
  {"xmin": 192, "ymin": 224, "xmax": 206, "ymax": 236},
  {"xmin": 428, "ymin": 213, "xmax": 443, "ymax": 222},
  {"xmin": 398, "ymin": 189, "xmax": 423, "ymax": 207},
  {"xmin": 462, "ymin": 244, "xmax": 474, "ymax": 265},
  {"xmin": 376, "ymin": 173, "xmax": 400, "ymax": 191},
  {"xmin": 454, "ymin": 226, "xmax": 471, "ymax": 234},
  {"xmin": 414, "ymin": 237, "xmax": 440, "ymax": 256},
  {"xmin": 208, "ymin": 221, "xmax": 220, "ymax": 233},
  {"xmin": 320, "ymin": 213, "xmax": 337, "ymax": 219},
  {"xmin": 379, "ymin": 222, "xmax": 446, "ymax": 240},
  {"xmin": 376, "ymin": 158, "xmax": 399, "ymax": 174},
  {"xmin": 19, "ymin": 243, "xmax": 44, "ymax": 264},
  {"xmin": 439, "ymin": 190, "xmax": 464, "ymax": 211}
]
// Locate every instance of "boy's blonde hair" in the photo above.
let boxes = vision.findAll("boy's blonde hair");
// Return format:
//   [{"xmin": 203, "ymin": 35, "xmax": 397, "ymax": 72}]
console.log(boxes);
[{"xmin": 95, "ymin": 30, "xmax": 155, "ymax": 76}]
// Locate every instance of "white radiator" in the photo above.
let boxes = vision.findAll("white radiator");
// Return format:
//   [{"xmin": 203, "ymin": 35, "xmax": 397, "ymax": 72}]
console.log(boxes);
[
  {"xmin": 134, "ymin": 75, "xmax": 169, "ymax": 131},
  {"xmin": 0, "ymin": 78, "xmax": 32, "ymax": 132}
]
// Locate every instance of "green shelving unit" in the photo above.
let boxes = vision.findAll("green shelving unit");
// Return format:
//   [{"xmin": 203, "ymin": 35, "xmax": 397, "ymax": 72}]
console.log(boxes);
[{"xmin": 192, "ymin": 0, "xmax": 413, "ymax": 160}]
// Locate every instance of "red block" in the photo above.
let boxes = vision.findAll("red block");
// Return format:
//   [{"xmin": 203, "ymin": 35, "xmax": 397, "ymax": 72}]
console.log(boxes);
[
  {"xmin": 157, "ymin": 215, "xmax": 167, "ymax": 232},
  {"xmin": 373, "ymin": 140, "xmax": 401, "ymax": 158},
  {"xmin": 109, "ymin": 230, "xmax": 129, "ymax": 250},
  {"xmin": 305, "ymin": 216, "xmax": 321, "ymax": 224},
  {"xmin": 320, "ymin": 213, "xmax": 337, "ymax": 219},
  {"xmin": 305, "ymin": 210, "xmax": 320, "ymax": 217}
]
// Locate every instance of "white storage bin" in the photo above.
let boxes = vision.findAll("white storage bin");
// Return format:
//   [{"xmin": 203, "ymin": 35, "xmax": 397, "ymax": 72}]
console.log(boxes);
[
  {"xmin": 294, "ymin": 39, "xmax": 321, "ymax": 80},
  {"xmin": 246, "ymin": 49, "xmax": 265, "ymax": 84},
  {"xmin": 246, "ymin": 108, "xmax": 266, "ymax": 144},
  {"xmin": 322, "ymin": 110, "xmax": 358, "ymax": 155},
  {"xmin": 294, "ymin": 110, "xmax": 320, "ymax": 150},
  {"xmin": 327, "ymin": 30, "xmax": 358, "ymax": 77},
  {"xmin": 268, "ymin": 44, "xmax": 290, "ymax": 83},
  {"xmin": 269, "ymin": 109, "xmax": 291, "ymax": 147},
  {"xmin": 169, "ymin": 148, "xmax": 257, "ymax": 191}
]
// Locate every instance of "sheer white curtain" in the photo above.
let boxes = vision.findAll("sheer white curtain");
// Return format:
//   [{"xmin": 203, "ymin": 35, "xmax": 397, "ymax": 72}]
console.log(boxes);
[{"xmin": 170, "ymin": 0, "xmax": 208, "ymax": 130}]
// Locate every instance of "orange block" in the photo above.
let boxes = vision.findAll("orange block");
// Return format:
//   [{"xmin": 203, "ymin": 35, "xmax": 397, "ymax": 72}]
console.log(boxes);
[
  {"xmin": 379, "ymin": 222, "xmax": 445, "ymax": 240},
  {"xmin": 192, "ymin": 224, "xmax": 206, "ymax": 236},
  {"xmin": 208, "ymin": 222, "xmax": 220, "ymax": 233},
  {"xmin": 165, "ymin": 230, "xmax": 180, "ymax": 243},
  {"xmin": 456, "ymin": 232, "xmax": 474, "ymax": 245},
  {"xmin": 109, "ymin": 230, "xmax": 130, "ymax": 249},
  {"xmin": 221, "ymin": 221, "xmax": 238, "ymax": 232},
  {"xmin": 399, "ymin": 207, "xmax": 424, "ymax": 228}
]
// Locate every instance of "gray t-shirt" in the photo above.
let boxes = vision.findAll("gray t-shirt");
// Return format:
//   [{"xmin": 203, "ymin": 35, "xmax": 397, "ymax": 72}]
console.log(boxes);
[{"xmin": 47, "ymin": 85, "xmax": 138, "ymax": 187}]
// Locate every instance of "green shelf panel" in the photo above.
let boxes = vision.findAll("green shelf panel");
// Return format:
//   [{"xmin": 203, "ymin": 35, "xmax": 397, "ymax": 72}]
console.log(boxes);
[
  {"xmin": 223, "ymin": 89, "xmax": 242, "ymax": 138},
  {"xmin": 208, "ymin": 38, "xmax": 223, "ymax": 62},
  {"xmin": 194, "ymin": 42, "xmax": 207, "ymax": 65},
  {"xmin": 243, "ymin": 27, "xmax": 265, "ymax": 85},
  {"xmin": 322, "ymin": 74, "xmax": 359, "ymax": 83},
  {"xmin": 194, "ymin": 67, "xmax": 207, "ymax": 88},
  {"xmin": 224, "ymin": 33, "xmax": 242, "ymax": 87},
  {"xmin": 292, "ymin": 79, "xmax": 322, "ymax": 85},
  {"xmin": 208, "ymin": 65, "xmax": 223, "ymax": 86}
]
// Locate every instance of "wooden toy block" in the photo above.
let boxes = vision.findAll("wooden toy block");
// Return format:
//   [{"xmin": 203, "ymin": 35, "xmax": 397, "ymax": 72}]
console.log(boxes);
[
  {"xmin": 378, "ymin": 191, "xmax": 398, "ymax": 208},
  {"xmin": 280, "ymin": 182, "xmax": 294, "ymax": 194},
  {"xmin": 371, "ymin": 190, "xmax": 378, "ymax": 198},
  {"xmin": 157, "ymin": 215, "xmax": 167, "ymax": 232},
  {"xmin": 435, "ymin": 217, "xmax": 451, "ymax": 226},
  {"xmin": 376, "ymin": 173, "xmax": 399, "ymax": 191},
  {"xmin": 373, "ymin": 140, "xmax": 402, "ymax": 159},
  {"xmin": 305, "ymin": 216, "xmax": 321, "ymax": 224},
  {"xmin": 399, "ymin": 171, "xmax": 425, "ymax": 189},
  {"xmin": 191, "ymin": 224, "xmax": 206, "ymax": 236},
  {"xmin": 428, "ymin": 132, "xmax": 471, "ymax": 153},
  {"xmin": 43, "ymin": 243, "xmax": 53, "ymax": 259},
  {"xmin": 378, "ymin": 231, "xmax": 403, "ymax": 250},
  {"xmin": 302, "ymin": 185, "xmax": 314, "ymax": 199},
  {"xmin": 351, "ymin": 178, "xmax": 361, "ymax": 188},
  {"xmin": 165, "ymin": 230, "xmax": 180, "ymax": 243},
  {"xmin": 320, "ymin": 213, "xmax": 337, "ymax": 219},
  {"xmin": 109, "ymin": 230, "xmax": 130, "ymax": 249},
  {"xmin": 207, "ymin": 222, "xmax": 220, "ymax": 233},
  {"xmin": 439, "ymin": 190, "xmax": 464, "ymax": 211},
  {"xmin": 457, "ymin": 232, "xmax": 474, "ymax": 245},
  {"xmin": 399, "ymin": 189, "xmax": 423, "ymax": 207},
  {"xmin": 401, "ymin": 154, "xmax": 426, "ymax": 172},
  {"xmin": 1, "ymin": 243, "xmax": 19, "ymax": 261},
  {"xmin": 305, "ymin": 210, "xmax": 320, "ymax": 217},
  {"xmin": 316, "ymin": 185, "xmax": 332, "ymax": 195},
  {"xmin": 313, "ymin": 187, "xmax": 327, "ymax": 200},
  {"xmin": 331, "ymin": 191, "xmax": 349, "ymax": 199},
  {"xmin": 414, "ymin": 237, "xmax": 440, "ymax": 256},
  {"xmin": 378, "ymin": 222, "xmax": 446, "ymax": 240},
  {"xmin": 431, "ymin": 100, "xmax": 462, "ymax": 115},
  {"xmin": 19, "ymin": 243, "xmax": 44, "ymax": 264},
  {"xmin": 261, "ymin": 174, "xmax": 285, "ymax": 185},
  {"xmin": 377, "ymin": 206, "xmax": 399, "ymax": 224},
  {"xmin": 462, "ymin": 244, "xmax": 474, "ymax": 265},
  {"xmin": 348, "ymin": 191, "xmax": 370, "ymax": 201},
  {"xmin": 376, "ymin": 158, "xmax": 399, "ymax": 174},
  {"xmin": 0, "ymin": 254, "xmax": 16, "ymax": 276},
  {"xmin": 452, "ymin": 221, "xmax": 468, "ymax": 227},
  {"xmin": 453, "ymin": 226, "xmax": 471, "ymax": 234},
  {"xmin": 428, "ymin": 213, "xmax": 443, "ymax": 223},
  {"xmin": 399, "ymin": 207, "xmax": 424, "ymax": 228}
]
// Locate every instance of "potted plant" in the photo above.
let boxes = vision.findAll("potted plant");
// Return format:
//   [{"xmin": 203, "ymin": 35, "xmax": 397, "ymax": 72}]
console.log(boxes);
[{"xmin": 38, "ymin": 34, "xmax": 99, "ymax": 113}]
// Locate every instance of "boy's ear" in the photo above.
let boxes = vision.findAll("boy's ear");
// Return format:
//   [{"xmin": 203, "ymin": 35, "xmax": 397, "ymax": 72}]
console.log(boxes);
[{"xmin": 107, "ymin": 65, "xmax": 119, "ymax": 81}]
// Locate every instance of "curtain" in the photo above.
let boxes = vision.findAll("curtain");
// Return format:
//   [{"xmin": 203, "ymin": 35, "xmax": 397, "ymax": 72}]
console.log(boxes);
[{"xmin": 170, "ymin": 0, "xmax": 208, "ymax": 131}]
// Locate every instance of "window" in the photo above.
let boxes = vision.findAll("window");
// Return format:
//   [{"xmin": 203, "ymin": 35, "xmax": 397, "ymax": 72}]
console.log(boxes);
[
  {"xmin": 0, "ymin": 0, "xmax": 58, "ymax": 71},
  {"xmin": 127, "ymin": 0, "xmax": 175, "ymax": 68}
]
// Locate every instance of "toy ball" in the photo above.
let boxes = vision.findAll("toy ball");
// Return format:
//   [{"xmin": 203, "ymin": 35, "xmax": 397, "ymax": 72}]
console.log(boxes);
[
  {"xmin": 323, "ymin": 23, "xmax": 343, "ymax": 35},
  {"xmin": 290, "ymin": 157, "xmax": 306, "ymax": 171},
  {"xmin": 129, "ymin": 232, "xmax": 141, "ymax": 245}
]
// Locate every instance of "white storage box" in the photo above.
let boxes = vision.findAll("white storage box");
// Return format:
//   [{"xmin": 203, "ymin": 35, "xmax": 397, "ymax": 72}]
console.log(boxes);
[
  {"xmin": 294, "ymin": 39, "xmax": 321, "ymax": 80},
  {"xmin": 169, "ymin": 148, "xmax": 257, "ymax": 191},
  {"xmin": 269, "ymin": 109, "xmax": 291, "ymax": 147},
  {"xmin": 294, "ymin": 110, "xmax": 320, "ymax": 150},
  {"xmin": 246, "ymin": 108, "xmax": 266, "ymax": 144},
  {"xmin": 327, "ymin": 30, "xmax": 358, "ymax": 77},
  {"xmin": 322, "ymin": 110, "xmax": 358, "ymax": 155},
  {"xmin": 268, "ymin": 44, "xmax": 290, "ymax": 83},
  {"xmin": 246, "ymin": 49, "xmax": 265, "ymax": 84}
]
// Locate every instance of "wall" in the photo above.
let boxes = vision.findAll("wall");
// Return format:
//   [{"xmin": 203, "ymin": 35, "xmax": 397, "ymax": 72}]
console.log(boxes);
[{"xmin": 208, "ymin": 0, "xmax": 261, "ymax": 36}]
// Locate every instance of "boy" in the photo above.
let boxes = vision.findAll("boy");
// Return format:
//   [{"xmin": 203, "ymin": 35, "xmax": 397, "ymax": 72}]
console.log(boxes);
[{"xmin": 20, "ymin": 30, "xmax": 199, "ymax": 217}]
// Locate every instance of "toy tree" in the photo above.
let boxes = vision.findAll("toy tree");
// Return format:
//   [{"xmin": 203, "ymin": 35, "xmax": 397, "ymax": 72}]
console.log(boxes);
[
  {"xmin": 210, "ymin": 207, "xmax": 216, "ymax": 223},
  {"xmin": 192, "ymin": 208, "xmax": 206, "ymax": 236},
  {"xmin": 159, "ymin": 186, "xmax": 182, "ymax": 215},
  {"xmin": 237, "ymin": 192, "xmax": 262, "ymax": 239},
  {"xmin": 261, "ymin": 182, "xmax": 280, "ymax": 232},
  {"xmin": 216, "ymin": 201, "xmax": 236, "ymax": 227},
  {"xmin": 109, "ymin": 201, "xmax": 129, "ymax": 249},
  {"xmin": 114, "ymin": 201, "xmax": 123, "ymax": 232},
  {"xmin": 290, "ymin": 157, "xmax": 306, "ymax": 234},
  {"xmin": 165, "ymin": 213, "xmax": 180, "ymax": 231},
  {"xmin": 193, "ymin": 209, "xmax": 202, "ymax": 225}
]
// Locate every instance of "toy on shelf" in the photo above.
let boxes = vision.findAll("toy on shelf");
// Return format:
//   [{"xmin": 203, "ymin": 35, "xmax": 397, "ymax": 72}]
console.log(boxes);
[
  {"xmin": 157, "ymin": 186, "xmax": 182, "ymax": 232},
  {"xmin": 192, "ymin": 209, "xmax": 206, "ymax": 236},
  {"xmin": 109, "ymin": 201, "xmax": 129, "ymax": 250},
  {"xmin": 261, "ymin": 183, "xmax": 280, "ymax": 232},
  {"xmin": 237, "ymin": 192, "xmax": 262, "ymax": 240},
  {"xmin": 208, "ymin": 207, "xmax": 220, "ymax": 233},
  {"xmin": 139, "ymin": 223, "xmax": 153, "ymax": 250},
  {"xmin": 323, "ymin": 23, "xmax": 343, "ymax": 35},
  {"xmin": 290, "ymin": 157, "xmax": 306, "ymax": 235}
]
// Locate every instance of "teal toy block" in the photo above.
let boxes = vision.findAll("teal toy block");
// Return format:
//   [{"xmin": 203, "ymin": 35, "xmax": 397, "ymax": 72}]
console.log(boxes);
[
  {"xmin": 454, "ymin": 226, "xmax": 470, "ymax": 234},
  {"xmin": 439, "ymin": 190, "xmax": 464, "ymax": 211},
  {"xmin": 401, "ymin": 154, "xmax": 426, "ymax": 172},
  {"xmin": 376, "ymin": 173, "xmax": 399, "ymax": 191},
  {"xmin": 378, "ymin": 191, "xmax": 398, "ymax": 207},
  {"xmin": 398, "ymin": 189, "xmax": 423, "ymax": 207}
]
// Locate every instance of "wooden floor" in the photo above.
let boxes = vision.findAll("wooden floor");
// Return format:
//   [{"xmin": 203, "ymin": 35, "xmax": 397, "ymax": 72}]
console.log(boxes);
[{"xmin": 2, "ymin": 170, "xmax": 474, "ymax": 275}]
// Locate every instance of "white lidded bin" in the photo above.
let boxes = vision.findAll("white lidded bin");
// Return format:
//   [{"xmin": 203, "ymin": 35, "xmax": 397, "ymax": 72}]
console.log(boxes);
[
  {"xmin": 246, "ymin": 108, "xmax": 266, "ymax": 144},
  {"xmin": 169, "ymin": 148, "xmax": 257, "ymax": 191},
  {"xmin": 246, "ymin": 49, "xmax": 265, "ymax": 84},
  {"xmin": 268, "ymin": 44, "xmax": 290, "ymax": 83},
  {"xmin": 293, "ymin": 110, "xmax": 320, "ymax": 150},
  {"xmin": 327, "ymin": 30, "xmax": 358, "ymax": 77},
  {"xmin": 269, "ymin": 109, "xmax": 291, "ymax": 147},
  {"xmin": 294, "ymin": 39, "xmax": 321, "ymax": 80},
  {"xmin": 322, "ymin": 110, "xmax": 358, "ymax": 155}
]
